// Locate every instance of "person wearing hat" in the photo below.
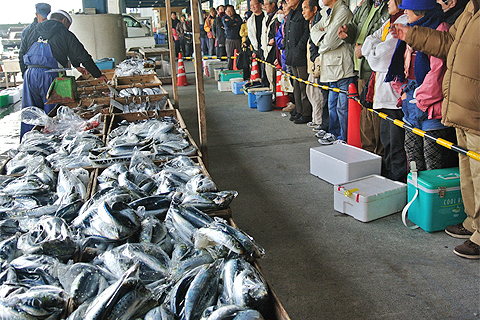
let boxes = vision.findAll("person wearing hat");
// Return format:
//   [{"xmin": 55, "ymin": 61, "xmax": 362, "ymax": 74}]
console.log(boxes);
[
  {"xmin": 19, "ymin": 3, "xmax": 51, "ymax": 77},
  {"xmin": 385, "ymin": 0, "xmax": 458, "ymax": 172},
  {"xmin": 391, "ymin": 0, "xmax": 480, "ymax": 259},
  {"xmin": 20, "ymin": 10, "xmax": 107, "ymax": 139}
]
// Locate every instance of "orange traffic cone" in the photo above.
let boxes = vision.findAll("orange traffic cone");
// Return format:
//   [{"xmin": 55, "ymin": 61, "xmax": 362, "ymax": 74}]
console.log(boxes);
[
  {"xmin": 275, "ymin": 65, "xmax": 289, "ymax": 109},
  {"xmin": 347, "ymin": 82, "xmax": 361, "ymax": 147},
  {"xmin": 250, "ymin": 53, "xmax": 260, "ymax": 81},
  {"xmin": 177, "ymin": 53, "xmax": 189, "ymax": 86},
  {"xmin": 233, "ymin": 49, "xmax": 238, "ymax": 71},
  {"xmin": 203, "ymin": 59, "xmax": 210, "ymax": 77}
]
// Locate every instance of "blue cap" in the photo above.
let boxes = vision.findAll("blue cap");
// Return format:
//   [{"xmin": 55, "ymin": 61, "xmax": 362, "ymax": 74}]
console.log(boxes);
[
  {"xmin": 399, "ymin": 0, "xmax": 440, "ymax": 11},
  {"xmin": 35, "ymin": 3, "xmax": 51, "ymax": 19}
]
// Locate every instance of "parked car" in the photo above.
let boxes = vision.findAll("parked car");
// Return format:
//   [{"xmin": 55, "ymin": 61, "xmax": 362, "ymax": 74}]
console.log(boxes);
[{"xmin": 122, "ymin": 14, "xmax": 155, "ymax": 51}]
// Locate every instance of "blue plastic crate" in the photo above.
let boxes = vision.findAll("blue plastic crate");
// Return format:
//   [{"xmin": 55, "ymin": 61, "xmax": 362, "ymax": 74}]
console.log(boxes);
[{"xmin": 94, "ymin": 58, "xmax": 115, "ymax": 70}]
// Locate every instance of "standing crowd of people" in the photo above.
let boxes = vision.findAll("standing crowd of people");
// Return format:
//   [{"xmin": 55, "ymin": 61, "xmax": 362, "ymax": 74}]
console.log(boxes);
[
  {"xmin": 18, "ymin": 1, "xmax": 480, "ymax": 260},
  {"xmin": 184, "ymin": 0, "xmax": 478, "ymax": 259}
]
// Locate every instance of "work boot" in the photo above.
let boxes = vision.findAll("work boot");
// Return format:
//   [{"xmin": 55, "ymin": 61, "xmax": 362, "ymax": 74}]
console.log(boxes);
[
  {"xmin": 445, "ymin": 223, "xmax": 473, "ymax": 239},
  {"xmin": 453, "ymin": 240, "xmax": 480, "ymax": 259}
]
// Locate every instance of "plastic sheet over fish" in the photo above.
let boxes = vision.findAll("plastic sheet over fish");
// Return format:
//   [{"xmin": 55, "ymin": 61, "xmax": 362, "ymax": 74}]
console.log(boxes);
[
  {"xmin": 114, "ymin": 58, "xmax": 156, "ymax": 77},
  {"xmin": 111, "ymin": 96, "xmax": 168, "ymax": 114},
  {"xmin": 17, "ymin": 216, "xmax": 78, "ymax": 261},
  {"xmin": 118, "ymin": 87, "xmax": 164, "ymax": 97},
  {"xmin": 8, "ymin": 107, "xmax": 104, "ymax": 171},
  {"xmin": 194, "ymin": 219, "xmax": 265, "ymax": 261},
  {"xmin": 58, "ymin": 263, "xmax": 110, "ymax": 307},
  {"xmin": 90, "ymin": 118, "xmax": 196, "ymax": 166},
  {"xmin": 94, "ymin": 243, "xmax": 170, "ymax": 284},
  {"xmin": 218, "ymin": 258, "xmax": 268, "ymax": 309}
]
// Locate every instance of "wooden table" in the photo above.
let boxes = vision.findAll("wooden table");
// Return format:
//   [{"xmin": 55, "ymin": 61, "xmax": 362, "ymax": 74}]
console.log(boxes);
[{"xmin": 138, "ymin": 47, "xmax": 170, "ymax": 61}]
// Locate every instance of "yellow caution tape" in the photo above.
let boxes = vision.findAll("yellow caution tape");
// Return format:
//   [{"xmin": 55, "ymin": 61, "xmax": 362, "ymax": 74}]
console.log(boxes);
[{"xmin": 344, "ymin": 188, "xmax": 359, "ymax": 197}]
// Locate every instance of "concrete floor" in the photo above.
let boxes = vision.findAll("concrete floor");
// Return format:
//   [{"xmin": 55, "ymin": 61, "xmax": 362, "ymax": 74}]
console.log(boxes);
[{"xmin": 168, "ymin": 61, "xmax": 480, "ymax": 320}]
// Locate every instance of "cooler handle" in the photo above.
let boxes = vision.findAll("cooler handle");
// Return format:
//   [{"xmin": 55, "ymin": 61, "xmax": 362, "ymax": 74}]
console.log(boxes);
[
  {"xmin": 436, "ymin": 173, "xmax": 460, "ymax": 180},
  {"xmin": 402, "ymin": 161, "xmax": 420, "ymax": 230}
]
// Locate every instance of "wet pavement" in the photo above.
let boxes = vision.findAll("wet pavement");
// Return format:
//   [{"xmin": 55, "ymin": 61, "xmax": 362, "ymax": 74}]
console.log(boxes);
[{"xmin": 0, "ymin": 100, "xmax": 21, "ymax": 162}]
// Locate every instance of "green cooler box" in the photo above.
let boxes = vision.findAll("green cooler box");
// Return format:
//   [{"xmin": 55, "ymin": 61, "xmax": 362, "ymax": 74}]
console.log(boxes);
[
  {"xmin": 220, "ymin": 70, "xmax": 243, "ymax": 82},
  {"xmin": 406, "ymin": 167, "xmax": 466, "ymax": 233}
]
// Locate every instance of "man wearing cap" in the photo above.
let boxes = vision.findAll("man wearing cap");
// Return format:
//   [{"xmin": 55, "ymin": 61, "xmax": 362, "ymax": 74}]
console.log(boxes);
[
  {"xmin": 20, "ymin": 10, "xmax": 107, "ymax": 139},
  {"xmin": 19, "ymin": 3, "xmax": 51, "ymax": 77}
]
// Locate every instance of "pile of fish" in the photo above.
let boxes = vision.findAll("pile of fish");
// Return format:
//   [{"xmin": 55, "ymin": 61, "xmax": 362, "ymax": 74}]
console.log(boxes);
[
  {"xmin": 110, "ymin": 96, "xmax": 168, "ymax": 114},
  {"xmin": 0, "ymin": 149, "xmax": 268, "ymax": 319},
  {"xmin": 115, "ymin": 58, "xmax": 156, "ymax": 77},
  {"xmin": 89, "ymin": 116, "xmax": 196, "ymax": 166},
  {"xmin": 6, "ymin": 108, "xmax": 105, "ymax": 172},
  {"xmin": 118, "ymin": 87, "xmax": 165, "ymax": 98}
]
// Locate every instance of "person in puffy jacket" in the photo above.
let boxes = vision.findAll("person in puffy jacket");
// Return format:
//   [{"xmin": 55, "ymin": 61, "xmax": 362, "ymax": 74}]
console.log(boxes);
[{"xmin": 391, "ymin": 0, "xmax": 480, "ymax": 259}]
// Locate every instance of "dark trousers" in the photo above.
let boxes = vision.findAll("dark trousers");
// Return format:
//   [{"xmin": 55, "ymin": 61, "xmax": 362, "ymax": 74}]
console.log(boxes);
[
  {"xmin": 318, "ymin": 81, "xmax": 330, "ymax": 131},
  {"xmin": 225, "ymin": 39, "xmax": 242, "ymax": 70},
  {"xmin": 216, "ymin": 45, "xmax": 226, "ymax": 59},
  {"xmin": 201, "ymin": 35, "xmax": 208, "ymax": 55},
  {"xmin": 291, "ymin": 65, "xmax": 312, "ymax": 117},
  {"xmin": 379, "ymin": 108, "xmax": 407, "ymax": 182},
  {"xmin": 208, "ymin": 38, "xmax": 215, "ymax": 56}
]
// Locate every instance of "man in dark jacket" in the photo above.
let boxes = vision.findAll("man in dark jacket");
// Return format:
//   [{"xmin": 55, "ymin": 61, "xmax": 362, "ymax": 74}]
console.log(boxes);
[
  {"xmin": 223, "ymin": 5, "xmax": 243, "ymax": 70},
  {"xmin": 284, "ymin": 0, "xmax": 312, "ymax": 123},
  {"xmin": 19, "ymin": 3, "xmax": 51, "ymax": 77},
  {"xmin": 20, "ymin": 10, "xmax": 107, "ymax": 139},
  {"xmin": 214, "ymin": 5, "xmax": 227, "ymax": 58}
]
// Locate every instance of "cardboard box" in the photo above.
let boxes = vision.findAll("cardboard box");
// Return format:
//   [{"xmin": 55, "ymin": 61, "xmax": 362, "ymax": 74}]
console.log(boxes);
[
  {"xmin": 334, "ymin": 175, "xmax": 407, "ymax": 222},
  {"xmin": 310, "ymin": 144, "xmax": 382, "ymax": 185},
  {"xmin": 406, "ymin": 167, "xmax": 466, "ymax": 232},
  {"xmin": 218, "ymin": 81, "xmax": 232, "ymax": 92}
]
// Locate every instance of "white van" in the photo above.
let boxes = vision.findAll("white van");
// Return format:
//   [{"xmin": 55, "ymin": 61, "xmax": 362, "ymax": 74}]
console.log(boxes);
[{"xmin": 122, "ymin": 14, "xmax": 155, "ymax": 51}]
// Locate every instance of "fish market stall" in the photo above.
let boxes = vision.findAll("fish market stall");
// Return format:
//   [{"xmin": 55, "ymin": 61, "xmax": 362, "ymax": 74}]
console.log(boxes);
[{"xmin": 0, "ymin": 63, "xmax": 292, "ymax": 318}]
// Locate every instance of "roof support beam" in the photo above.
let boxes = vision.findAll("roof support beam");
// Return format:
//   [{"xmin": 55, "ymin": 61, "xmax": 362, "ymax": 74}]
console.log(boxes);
[{"xmin": 191, "ymin": 0, "xmax": 209, "ymax": 168}]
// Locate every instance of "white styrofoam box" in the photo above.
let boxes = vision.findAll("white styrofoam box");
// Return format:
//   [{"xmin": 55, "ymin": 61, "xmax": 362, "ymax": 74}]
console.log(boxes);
[
  {"xmin": 230, "ymin": 78, "xmax": 244, "ymax": 93},
  {"xmin": 214, "ymin": 68, "xmax": 226, "ymax": 81},
  {"xmin": 310, "ymin": 144, "xmax": 382, "ymax": 185},
  {"xmin": 334, "ymin": 175, "xmax": 407, "ymax": 222},
  {"xmin": 218, "ymin": 81, "xmax": 232, "ymax": 92},
  {"xmin": 1, "ymin": 88, "xmax": 21, "ymax": 104},
  {"xmin": 207, "ymin": 61, "xmax": 228, "ymax": 78}
]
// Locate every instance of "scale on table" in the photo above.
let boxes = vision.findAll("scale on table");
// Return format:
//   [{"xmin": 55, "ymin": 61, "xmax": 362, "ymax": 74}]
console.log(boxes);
[{"xmin": 45, "ymin": 68, "xmax": 78, "ymax": 104}]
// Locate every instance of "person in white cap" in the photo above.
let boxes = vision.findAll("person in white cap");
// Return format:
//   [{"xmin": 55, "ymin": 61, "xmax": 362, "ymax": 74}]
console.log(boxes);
[{"xmin": 19, "ymin": 10, "xmax": 107, "ymax": 139}]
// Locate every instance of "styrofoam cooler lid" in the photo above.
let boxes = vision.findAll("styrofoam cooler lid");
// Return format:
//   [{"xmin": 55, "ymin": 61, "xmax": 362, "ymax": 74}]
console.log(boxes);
[
  {"xmin": 247, "ymin": 87, "xmax": 270, "ymax": 93},
  {"xmin": 335, "ymin": 175, "xmax": 407, "ymax": 203},
  {"xmin": 312, "ymin": 144, "xmax": 381, "ymax": 164},
  {"xmin": 230, "ymin": 78, "xmax": 244, "ymax": 84}
]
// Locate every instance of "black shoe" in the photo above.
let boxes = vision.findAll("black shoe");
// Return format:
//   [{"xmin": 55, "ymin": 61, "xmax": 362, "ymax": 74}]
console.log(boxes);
[
  {"xmin": 294, "ymin": 116, "xmax": 312, "ymax": 124},
  {"xmin": 289, "ymin": 112, "xmax": 301, "ymax": 121}
]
